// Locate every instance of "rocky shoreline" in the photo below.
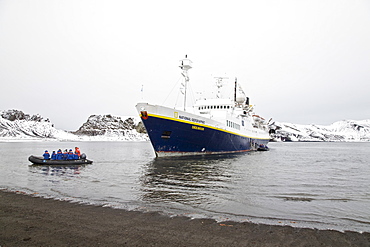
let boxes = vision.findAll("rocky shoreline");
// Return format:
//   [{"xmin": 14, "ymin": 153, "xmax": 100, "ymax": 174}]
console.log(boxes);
[{"xmin": 1, "ymin": 190, "xmax": 369, "ymax": 246}]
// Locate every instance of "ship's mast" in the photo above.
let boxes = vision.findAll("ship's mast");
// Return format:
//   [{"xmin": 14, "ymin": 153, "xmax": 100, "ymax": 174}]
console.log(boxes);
[
  {"xmin": 179, "ymin": 55, "xmax": 192, "ymax": 111},
  {"xmin": 234, "ymin": 77, "xmax": 237, "ymax": 103}
]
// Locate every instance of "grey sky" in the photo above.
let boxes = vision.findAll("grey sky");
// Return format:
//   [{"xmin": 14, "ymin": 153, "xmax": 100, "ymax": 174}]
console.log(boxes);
[{"xmin": 1, "ymin": 0, "xmax": 369, "ymax": 130}]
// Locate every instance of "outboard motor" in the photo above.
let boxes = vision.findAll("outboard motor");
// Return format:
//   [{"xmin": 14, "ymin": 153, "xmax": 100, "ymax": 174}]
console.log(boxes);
[{"xmin": 80, "ymin": 153, "xmax": 87, "ymax": 160}]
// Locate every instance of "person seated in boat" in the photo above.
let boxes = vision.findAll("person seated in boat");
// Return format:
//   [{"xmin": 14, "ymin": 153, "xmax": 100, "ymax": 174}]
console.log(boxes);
[
  {"xmin": 43, "ymin": 150, "xmax": 50, "ymax": 160},
  {"xmin": 73, "ymin": 151, "xmax": 79, "ymax": 160},
  {"xmin": 67, "ymin": 149, "xmax": 75, "ymax": 160},
  {"xmin": 63, "ymin": 149, "xmax": 69, "ymax": 160},
  {"xmin": 56, "ymin": 149, "xmax": 63, "ymax": 160},
  {"xmin": 51, "ymin": 151, "xmax": 56, "ymax": 160},
  {"xmin": 75, "ymin": 147, "xmax": 81, "ymax": 157},
  {"xmin": 55, "ymin": 149, "xmax": 62, "ymax": 160}
]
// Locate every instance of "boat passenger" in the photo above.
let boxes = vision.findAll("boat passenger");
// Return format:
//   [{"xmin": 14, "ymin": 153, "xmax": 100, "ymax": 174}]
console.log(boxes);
[
  {"xmin": 63, "ymin": 149, "xmax": 68, "ymax": 160},
  {"xmin": 73, "ymin": 152, "xmax": 79, "ymax": 160},
  {"xmin": 43, "ymin": 150, "xmax": 50, "ymax": 160},
  {"xmin": 51, "ymin": 151, "xmax": 56, "ymax": 160},
  {"xmin": 56, "ymin": 149, "xmax": 63, "ymax": 160},
  {"xmin": 67, "ymin": 149, "xmax": 74, "ymax": 160},
  {"xmin": 75, "ymin": 147, "xmax": 81, "ymax": 157}
]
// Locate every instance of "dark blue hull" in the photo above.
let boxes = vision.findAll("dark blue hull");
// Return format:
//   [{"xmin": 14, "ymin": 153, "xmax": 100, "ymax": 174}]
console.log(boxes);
[{"xmin": 141, "ymin": 115, "xmax": 269, "ymax": 157}]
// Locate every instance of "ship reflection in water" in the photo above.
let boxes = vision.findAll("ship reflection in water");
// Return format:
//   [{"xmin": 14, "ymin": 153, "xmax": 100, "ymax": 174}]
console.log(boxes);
[{"xmin": 139, "ymin": 154, "xmax": 242, "ymax": 205}]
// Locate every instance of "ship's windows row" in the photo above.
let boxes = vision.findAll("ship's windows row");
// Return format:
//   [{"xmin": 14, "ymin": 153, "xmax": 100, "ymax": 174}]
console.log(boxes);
[
  {"xmin": 226, "ymin": 120, "xmax": 240, "ymax": 130},
  {"xmin": 198, "ymin": 105, "xmax": 231, "ymax": 110}
]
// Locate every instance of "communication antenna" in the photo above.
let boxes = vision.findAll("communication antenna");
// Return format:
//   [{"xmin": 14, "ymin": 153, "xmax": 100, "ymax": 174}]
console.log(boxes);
[
  {"xmin": 179, "ymin": 55, "xmax": 192, "ymax": 111},
  {"xmin": 214, "ymin": 77, "xmax": 228, "ymax": 98},
  {"xmin": 141, "ymin": 84, "xmax": 144, "ymax": 100}
]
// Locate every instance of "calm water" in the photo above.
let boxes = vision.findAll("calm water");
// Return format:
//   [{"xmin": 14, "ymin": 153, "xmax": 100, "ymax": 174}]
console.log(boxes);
[{"xmin": 0, "ymin": 141, "xmax": 369, "ymax": 233}]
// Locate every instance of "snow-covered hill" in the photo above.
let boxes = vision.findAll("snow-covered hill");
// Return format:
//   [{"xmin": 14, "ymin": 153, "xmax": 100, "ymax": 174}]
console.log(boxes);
[
  {"xmin": 270, "ymin": 120, "xmax": 370, "ymax": 142},
  {"xmin": 0, "ymin": 110, "xmax": 148, "ymax": 141},
  {"xmin": 73, "ymin": 114, "xmax": 148, "ymax": 141},
  {"xmin": 0, "ymin": 109, "xmax": 73, "ymax": 140}
]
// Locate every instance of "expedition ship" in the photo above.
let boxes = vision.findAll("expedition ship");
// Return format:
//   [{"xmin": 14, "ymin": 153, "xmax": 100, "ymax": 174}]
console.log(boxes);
[{"xmin": 136, "ymin": 56, "xmax": 270, "ymax": 157}]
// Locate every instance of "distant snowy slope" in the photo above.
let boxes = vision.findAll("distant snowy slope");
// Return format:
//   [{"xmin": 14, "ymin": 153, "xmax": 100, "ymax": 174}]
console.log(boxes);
[
  {"xmin": 1, "ymin": 109, "xmax": 54, "ymax": 138},
  {"xmin": 270, "ymin": 120, "xmax": 370, "ymax": 142},
  {"xmin": 0, "ymin": 110, "xmax": 147, "ymax": 141},
  {"xmin": 0, "ymin": 109, "xmax": 79, "ymax": 140}
]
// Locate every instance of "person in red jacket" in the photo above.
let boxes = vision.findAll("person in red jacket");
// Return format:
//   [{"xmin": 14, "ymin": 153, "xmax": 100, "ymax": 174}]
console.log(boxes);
[{"xmin": 75, "ymin": 147, "xmax": 81, "ymax": 157}]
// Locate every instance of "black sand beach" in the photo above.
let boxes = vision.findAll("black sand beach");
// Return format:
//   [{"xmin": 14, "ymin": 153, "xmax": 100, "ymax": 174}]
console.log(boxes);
[{"xmin": 0, "ymin": 190, "xmax": 369, "ymax": 246}]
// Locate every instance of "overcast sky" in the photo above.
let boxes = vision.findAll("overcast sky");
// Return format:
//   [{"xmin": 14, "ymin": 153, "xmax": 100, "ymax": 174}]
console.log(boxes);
[{"xmin": 1, "ymin": 0, "xmax": 369, "ymax": 130}]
